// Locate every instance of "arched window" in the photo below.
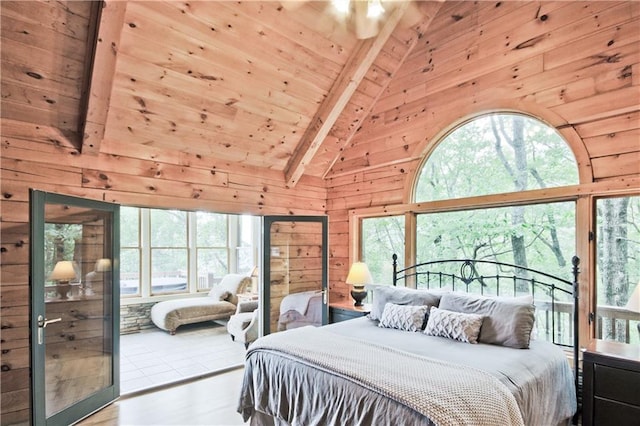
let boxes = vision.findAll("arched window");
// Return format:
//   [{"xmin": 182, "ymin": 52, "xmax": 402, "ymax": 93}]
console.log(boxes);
[
  {"xmin": 413, "ymin": 113, "xmax": 579, "ymax": 280},
  {"xmin": 415, "ymin": 113, "xmax": 578, "ymax": 202}
]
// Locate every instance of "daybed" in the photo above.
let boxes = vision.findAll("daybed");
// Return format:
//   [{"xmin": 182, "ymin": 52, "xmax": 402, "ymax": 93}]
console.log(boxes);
[
  {"xmin": 151, "ymin": 274, "xmax": 251, "ymax": 335},
  {"xmin": 277, "ymin": 290, "xmax": 323, "ymax": 331},
  {"xmin": 238, "ymin": 256, "xmax": 581, "ymax": 426}
]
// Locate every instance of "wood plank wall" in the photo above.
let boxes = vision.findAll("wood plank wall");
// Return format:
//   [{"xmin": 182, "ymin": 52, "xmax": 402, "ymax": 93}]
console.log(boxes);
[
  {"xmin": 1, "ymin": 1, "xmax": 639, "ymax": 424},
  {"xmin": 0, "ymin": 119, "xmax": 327, "ymax": 425},
  {"xmin": 326, "ymin": 1, "xmax": 640, "ymax": 301}
]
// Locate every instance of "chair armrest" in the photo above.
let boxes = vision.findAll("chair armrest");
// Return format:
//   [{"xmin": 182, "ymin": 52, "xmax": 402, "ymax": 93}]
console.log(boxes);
[{"xmin": 237, "ymin": 300, "xmax": 258, "ymax": 313}]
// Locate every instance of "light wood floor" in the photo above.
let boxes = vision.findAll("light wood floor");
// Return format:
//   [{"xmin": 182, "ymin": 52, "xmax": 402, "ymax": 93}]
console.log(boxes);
[{"xmin": 78, "ymin": 367, "xmax": 248, "ymax": 425}]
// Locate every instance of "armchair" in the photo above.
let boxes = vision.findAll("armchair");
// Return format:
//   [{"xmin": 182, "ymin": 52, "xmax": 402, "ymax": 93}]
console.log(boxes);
[{"xmin": 227, "ymin": 300, "xmax": 259, "ymax": 349}]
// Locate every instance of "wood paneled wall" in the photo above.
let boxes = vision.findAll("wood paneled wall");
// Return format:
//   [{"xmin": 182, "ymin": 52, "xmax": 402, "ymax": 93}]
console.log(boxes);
[
  {"xmin": 1, "ymin": 1, "xmax": 639, "ymax": 424},
  {"xmin": 326, "ymin": 1, "xmax": 640, "ymax": 301},
  {"xmin": 0, "ymin": 119, "xmax": 326, "ymax": 425}
]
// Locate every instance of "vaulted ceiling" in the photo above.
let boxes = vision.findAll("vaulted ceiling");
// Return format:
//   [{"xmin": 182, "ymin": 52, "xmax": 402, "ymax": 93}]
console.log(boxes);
[
  {"xmin": 1, "ymin": 0, "xmax": 444, "ymax": 186},
  {"xmin": 3, "ymin": 0, "xmax": 638, "ymax": 192}
]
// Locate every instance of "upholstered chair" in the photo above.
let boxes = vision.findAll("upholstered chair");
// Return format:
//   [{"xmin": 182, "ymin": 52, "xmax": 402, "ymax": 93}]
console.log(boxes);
[{"xmin": 227, "ymin": 300, "xmax": 259, "ymax": 349}]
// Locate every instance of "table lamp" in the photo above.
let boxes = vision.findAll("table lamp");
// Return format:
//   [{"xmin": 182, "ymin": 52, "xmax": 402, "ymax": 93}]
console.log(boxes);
[
  {"xmin": 49, "ymin": 260, "xmax": 77, "ymax": 300},
  {"xmin": 346, "ymin": 262, "xmax": 373, "ymax": 307}
]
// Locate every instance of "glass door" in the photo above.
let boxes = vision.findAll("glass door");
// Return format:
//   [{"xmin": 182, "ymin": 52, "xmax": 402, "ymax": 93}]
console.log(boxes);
[
  {"xmin": 30, "ymin": 190, "xmax": 120, "ymax": 425},
  {"xmin": 262, "ymin": 216, "xmax": 328, "ymax": 335}
]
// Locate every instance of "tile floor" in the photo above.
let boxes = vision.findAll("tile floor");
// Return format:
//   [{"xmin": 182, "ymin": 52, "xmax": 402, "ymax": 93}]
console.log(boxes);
[{"xmin": 120, "ymin": 321, "xmax": 247, "ymax": 394}]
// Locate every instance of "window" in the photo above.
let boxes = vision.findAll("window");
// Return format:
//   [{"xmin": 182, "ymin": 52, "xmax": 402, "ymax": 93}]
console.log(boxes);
[
  {"xmin": 120, "ymin": 207, "xmax": 258, "ymax": 299},
  {"xmin": 415, "ymin": 113, "xmax": 578, "ymax": 202},
  {"xmin": 195, "ymin": 212, "xmax": 229, "ymax": 290},
  {"xmin": 595, "ymin": 195, "xmax": 640, "ymax": 344},
  {"xmin": 120, "ymin": 206, "xmax": 141, "ymax": 295},
  {"xmin": 357, "ymin": 112, "xmax": 581, "ymax": 344},
  {"xmin": 362, "ymin": 216, "xmax": 405, "ymax": 284},
  {"xmin": 416, "ymin": 202, "xmax": 576, "ymax": 282},
  {"xmin": 150, "ymin": 209, "xmax": 188, "ymax": 295}
]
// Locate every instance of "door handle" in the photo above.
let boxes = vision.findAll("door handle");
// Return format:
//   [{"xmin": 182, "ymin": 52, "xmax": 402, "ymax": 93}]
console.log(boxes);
[
  {"xmin": 37, "ymin": 315, "xmax": 61, "ymax": 344},
  {"xmin": 38, "ymin": 315, "xmax": 61, "ymax": 328}
]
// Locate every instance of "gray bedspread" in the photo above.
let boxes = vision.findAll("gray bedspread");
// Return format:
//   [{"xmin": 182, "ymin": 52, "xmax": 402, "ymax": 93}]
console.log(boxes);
[{"xmin": 239, "ymin": 317, "xmax": 576, "ymax": 426}]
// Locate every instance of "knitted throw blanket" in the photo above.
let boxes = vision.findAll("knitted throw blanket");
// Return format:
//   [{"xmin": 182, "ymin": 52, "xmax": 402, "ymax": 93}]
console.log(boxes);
[{"xmin": 249, "ymin": 327, "xmax": 524, "ymax": 426}]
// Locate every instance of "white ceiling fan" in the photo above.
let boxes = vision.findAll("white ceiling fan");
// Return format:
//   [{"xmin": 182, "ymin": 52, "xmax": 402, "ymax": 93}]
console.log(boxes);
[{"xmin": 281, "ymin": 0, "xmax": 432, "ymax": 39}]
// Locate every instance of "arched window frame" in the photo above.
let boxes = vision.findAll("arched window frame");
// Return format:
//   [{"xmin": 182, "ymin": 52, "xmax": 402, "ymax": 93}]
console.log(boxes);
[{"xmin": 409, "ymin": 110, "xmax": 591, "ymax": 203}]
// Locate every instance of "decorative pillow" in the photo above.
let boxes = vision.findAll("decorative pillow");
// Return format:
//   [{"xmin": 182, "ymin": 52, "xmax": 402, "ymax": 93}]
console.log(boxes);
[
  {"xmin": 208, "ymin": 274, "xmax": 251, "ymax": 304},
  {"xmin": 378, "ymin": 303, "xmax": 429, "ymax": 332},
  {"xmin": 369, "ymin": 285, "xmax": 444, "ymax": 321},
  {"xmin": 423, "ymin": 307, "xmax": 483, "ymax": 344},
  {"xmin": 438, "ymin": 292, "xmax": 535, "ymax": 349},
  {"xmin": 208, "ymin": 287, "xmax": 231, "ymax": 301}
]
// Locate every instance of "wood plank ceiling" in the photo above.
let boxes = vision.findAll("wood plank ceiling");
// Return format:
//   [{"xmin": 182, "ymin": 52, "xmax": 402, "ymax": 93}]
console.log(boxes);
[{"xmin": 1, "ymin": 0, "xmax": 443, "ymax": 186}]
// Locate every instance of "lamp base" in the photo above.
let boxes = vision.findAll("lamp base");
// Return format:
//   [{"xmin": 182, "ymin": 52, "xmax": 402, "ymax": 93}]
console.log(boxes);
[
  {"xmin": 57, "ymin": 282, "xmax": 71, "ymax": 300},
  {"xmin": 350, "ymin": 287, "xmax": 367, "ymax": 307}
]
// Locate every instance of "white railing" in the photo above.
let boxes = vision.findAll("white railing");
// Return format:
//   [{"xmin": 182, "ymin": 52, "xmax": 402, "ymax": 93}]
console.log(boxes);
[{"xmin": 535, "ymin": 300, "xmax": 640, "ymax": 345}]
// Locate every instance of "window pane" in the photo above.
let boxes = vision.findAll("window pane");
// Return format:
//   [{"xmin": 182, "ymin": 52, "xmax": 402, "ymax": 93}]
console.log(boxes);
[
  {"xmin": 238, "ymin": 215, "xmax": 253, "ymax": 247},
  {"xmin": 196, "ymin": 212, "xmax": 227, "ymax": 247},
  {"xmin": 595, "ymin": 195, "xmax": 640, "ymax": 345},
  {"xmin": 120, "ymin": 206, "xmax": 139, "ymax": 247},
  {"xmin": 151, "ymin": 249, "xmax": 187, "ymax": 294},
  {"xmin": 362, "ymin": 216, "xmax": 405, "ymax": 284},
  {"xmin": 417, "ymin": 202, "xmax": 576, "ymax": 344},
  {"xmin": 120, "ymin": 248, "xmax": 140, "ymax": 296},
  {"xmin": 236, "ymin": 247, "xmax": 254, "ymax": 275},
  {"xmin": 150, "ymin": 210, "xmax": 187, "ymax": 247},
  {"xmin": 416, "ymin": 202, "xmax": 576, "ymax": 280},
  {"xmin": 415, "ymin": 113, "xmax": 578, "ymax": 202},
  {"xmin": 197, "ymin": 249, "xmax": 228, "ymax": 290}
]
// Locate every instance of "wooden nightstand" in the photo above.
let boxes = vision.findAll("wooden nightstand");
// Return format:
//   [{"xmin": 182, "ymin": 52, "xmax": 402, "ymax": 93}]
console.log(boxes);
[
  {"xmin": 582, "ymin": 340, "xmax": 640, "ymax": 426},
  {"xmin": 329, "ymin": 300, "xmax": 371, "ymax": 323}
]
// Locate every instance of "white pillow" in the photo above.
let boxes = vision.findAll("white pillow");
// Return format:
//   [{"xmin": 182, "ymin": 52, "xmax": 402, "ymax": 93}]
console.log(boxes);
[
  {"xmin": 369, "ymin": 285, "xmax": 443, "ymax": 321},
  {"xmin": 208, "ymin": 287, "xmax": 230, "ymax": 301},
  {"xmin": 424, "ymin": 306, "xmax": 484, "ymax": 344},
  {"xmin": 378, "ymin": 303, "xmax": 429, "ymax": 332},
  {"xmin": 438, "ymin": 292, "xmax": 535, "ymax": 348},
  {"xmin": 208, "ymin": 274, "xmax": 251, "ymax": 304}
]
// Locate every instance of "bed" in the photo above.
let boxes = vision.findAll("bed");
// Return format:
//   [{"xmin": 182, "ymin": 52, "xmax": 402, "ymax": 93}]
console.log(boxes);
[{"xmin": 238, "ymin": 256, "xmax": 580, "ymax": 426}]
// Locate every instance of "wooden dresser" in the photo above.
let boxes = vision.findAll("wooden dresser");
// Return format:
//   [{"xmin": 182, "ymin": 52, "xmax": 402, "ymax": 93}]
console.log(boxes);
[{"xmin": 582, "ymin": 340, "xmax": 640, "ymax": 426}]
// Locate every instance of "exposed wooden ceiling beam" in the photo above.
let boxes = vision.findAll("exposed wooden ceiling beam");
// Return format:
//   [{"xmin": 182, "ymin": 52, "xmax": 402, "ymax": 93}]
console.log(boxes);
[
  {"xmin": 284, "ymin": 1, "xmax": 410, "ymax": 187},
  {"xmin": 323, "ymin": 1, "xmax": 444, "ymax": 179},
  {"xmin": 81, "ymin": 0, "xmax": 127, "ymax": 156}
]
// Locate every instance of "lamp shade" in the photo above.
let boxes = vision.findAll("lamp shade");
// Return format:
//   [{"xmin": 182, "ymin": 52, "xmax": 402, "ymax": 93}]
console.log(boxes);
[
  {"xmin": 95, "ymin": 258, "xmax": 112, "ymax": 272},
  {"xmin": 626, "ymin": 282, "xmax": 640, "ymax": 313},
  {"xmin": 345, "ymin": 262, "xmax": 373, "ymax": 287},
  {"xmin": 48, "ymin": 260, "xmax": 77, "ymax": 281}
]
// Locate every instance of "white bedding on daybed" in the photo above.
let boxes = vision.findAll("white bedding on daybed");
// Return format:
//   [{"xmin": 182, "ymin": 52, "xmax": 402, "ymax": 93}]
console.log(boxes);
[{"xmin": 239, "ymin": 317, "xmax": 576, "ymax": 426}]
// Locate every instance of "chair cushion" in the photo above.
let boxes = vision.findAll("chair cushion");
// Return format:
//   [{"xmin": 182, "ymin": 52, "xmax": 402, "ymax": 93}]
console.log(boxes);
[{"xmin": 227, "ymin": 311, "xmax": 255, "ymax": 335}]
